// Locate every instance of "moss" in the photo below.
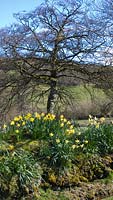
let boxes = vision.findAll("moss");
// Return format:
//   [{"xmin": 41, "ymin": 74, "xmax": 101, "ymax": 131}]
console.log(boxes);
[
  {"xmin": 9, "ymin": 175, "xmax": 19, "ymax": 198},
  {"xmin": 14, "ymin": 140, "xmax": 40, "ymax": 153}
]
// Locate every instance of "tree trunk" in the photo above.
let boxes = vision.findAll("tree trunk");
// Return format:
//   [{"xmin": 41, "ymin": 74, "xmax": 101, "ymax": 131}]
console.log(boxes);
[{"xmin": 47, "ymin": 78, "xmax": 58, "ymax": 114}]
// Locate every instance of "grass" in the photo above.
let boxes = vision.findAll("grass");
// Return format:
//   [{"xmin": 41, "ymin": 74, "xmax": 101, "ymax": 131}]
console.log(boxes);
[
  {"xmin": 103, "ymin": 197, "xmax": 113, "ymax": 200},
  {"xmin": 3, "ymin": 84, "xmax": 109, "ymax": 122}
]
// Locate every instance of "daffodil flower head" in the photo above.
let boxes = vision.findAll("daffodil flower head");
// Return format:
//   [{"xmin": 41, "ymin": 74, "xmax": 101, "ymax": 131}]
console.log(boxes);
[
  {"xmin": 15, "ymin": 129, "xmax": 19, "ymax": 134},
  {"xmin": 10, "ymin": 121, "xmax": 15, "ymax": 126},
  {"xmin": 49, "ymin": 133, "xmax": 54, "ymax": 137},
  {"xmin": 30, "ymin": 117, "xmax": 35, "ymax": 122},
  {"xmin": 3, "ymin": 124, "xmax": 7, "ymax": 129},
  {"xmin": 56, "ymin": 138, "xmax": 60, "ymax": 143}
]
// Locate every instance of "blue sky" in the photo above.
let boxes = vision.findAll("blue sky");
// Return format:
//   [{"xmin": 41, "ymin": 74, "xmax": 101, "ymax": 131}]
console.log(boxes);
[{"xmin": 0, "ymin": 0, "xmax": 44, "ymax": 28}]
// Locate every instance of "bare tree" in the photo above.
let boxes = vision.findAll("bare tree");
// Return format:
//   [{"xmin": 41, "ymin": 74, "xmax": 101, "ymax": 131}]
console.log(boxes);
[{"xmin": 0, "ymin": 0, "xmax": 106, "ymax": 114}]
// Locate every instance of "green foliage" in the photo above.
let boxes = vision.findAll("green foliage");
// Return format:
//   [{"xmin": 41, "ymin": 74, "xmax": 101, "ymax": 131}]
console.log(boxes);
[
  {"xmin": 0, "ymin": 113, "xmax": 113, "ymax": 199},
  {"xmin": 38, "ymin": 189, "xmax": 69, "ymax": 200},
  {"xmin": 0, "ymin": 113, "xmax": 87, "ymax": 169},
  {"xmin": 103, "ymin": 197, "xmax": 113, "ymax": 200},
  {"xmin": 81, "ymin": 116, "xmax": 113, "ymax": 155},
  {"xmin": 0, "ymin": 149, "xmax": 42, "ymax": 198}
]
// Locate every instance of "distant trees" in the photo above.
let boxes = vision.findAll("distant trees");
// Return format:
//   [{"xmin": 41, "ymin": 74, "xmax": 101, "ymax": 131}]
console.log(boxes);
[{"xmin": 0, "ymin": 0, "xmax": 109, "ymax": 115}]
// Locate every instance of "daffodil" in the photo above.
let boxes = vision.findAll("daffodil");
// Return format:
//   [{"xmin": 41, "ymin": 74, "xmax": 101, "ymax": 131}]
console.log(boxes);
[
  {"xmin": 60, "ymin": 123, "xmax": 64, "ymax": 127},
  {"xmin": 60, "ymin": 115, "xmax": 64, "ymax": 119},
  {"xmin": 10, "ymin": 121, "xmax": 15, "ymax": 126},
  {"xmin": 75, "ymin": 139, "xmax": 79, "ymax": 143},
  {"xmin": 70, "ymin": 125, "xmax": 74, "ymax": 129},
  {"xmin": 3, "ymin": 124, "xmax": 7, "ymax": 129},
  {"xmin": 84, "ymin": 140, "xmax": 88, "ymax": 144},
  {"xmin": 72, "ymin": 144, "xmax": 76, "ymax": 149},
  {"xmin": 17, "ymin": 123, "xmax": 20, "ymax": 127},
  {"xmin": 89, "ymin": 115, "xmax": 92, "ymax": 119},
  {"xmin": 67, "ymin": 121, "xmax": 71, "ymax": 125},
  {"xmin": 100, "ymin": 117, "xmax": 105, "ymax": 123},
  {"xmin": 30, "ymin": 117, "xmax": 35, "ymax": 122},
  {"xmin": 22, "ymin": 121, "xmax": 26, "ymax": 126},
  {"xmin": 66, "ymin": 129, "xmax": 75, "ymax": 135},
  {"xmin": 96, "ymin": 123, "xmax": 99, "ymax": 128},
  {"xmin": 14, "ymin": 116, "xmax": 19, "ymax": 121},
  {"xmin": 41, "ymin": 112, "xmax": 45, "ymax": 117},
  {"xmin": 49, "ymin": 133, "xmax": 54, "ymax": 137},
  {"xmin": 69, "ymin": 129, "xmax": 75, "ymax": 134},
  {"xmin": 15, "ymin": 129, "xmax": 19, "ymax": 134},
  {"xmin": 35, "ymin": 112, "xmax": 41, "ymax": 119},
  {"xmin": 8, "ymin": 145, "xmax": 14, "ymax": 150},
  {"xmin": 18, "ymin": 115, "xmax": 23, "ymax": 120},
  {"xmin": 25, "ymin": 113, "xmax": 32, "ymax": 120},
  {"xmin": 56, "ymin": 138, "xmax": 60, "ymax": 143},
  {"xmin": 65, "ymin": 140, "xmax": 69, "ymax": 144},
  {"xmin": 63, "ymin": 118, "xmax": 67, "ymax": 123}
]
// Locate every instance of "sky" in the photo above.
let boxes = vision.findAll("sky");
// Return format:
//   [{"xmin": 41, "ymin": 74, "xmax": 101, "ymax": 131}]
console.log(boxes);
[{"xmin": 0, "ymin": 0, "xmax": 44, "ymax": 28}]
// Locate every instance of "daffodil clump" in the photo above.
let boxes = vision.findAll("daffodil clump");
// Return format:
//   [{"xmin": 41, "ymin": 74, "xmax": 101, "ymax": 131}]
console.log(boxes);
[
  {"xmin": 88, "ymin": 115, "xmax": 105, "ymax": 128},
  {"xmin": 83, "ymin": 115, "xmax": 113, "ymax": 155},
  {"xmin": 0, "ymin": 112, "xmax": 88, "ymax": 168}
]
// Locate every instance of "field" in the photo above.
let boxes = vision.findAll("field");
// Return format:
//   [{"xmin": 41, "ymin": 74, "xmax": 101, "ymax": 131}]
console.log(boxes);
[{"xmin": 2, "ymin": 84, "xmax": 111, "ymax": 122}]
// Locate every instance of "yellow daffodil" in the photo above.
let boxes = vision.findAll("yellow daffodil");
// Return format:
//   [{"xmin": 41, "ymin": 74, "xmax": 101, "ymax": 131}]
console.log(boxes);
[
  {"xmin": 70, "ymin": 129, "xmax": 75, "ymax": 134},
  {"xmin": 84, "ymin": 140, "xmax": 88, "ymax": 144},
  {"xmin": 41, "ymin": 112, "xmax": 45, "ymax": 117},
  {"xmin": 49, "ymin": 133, "xmax": 54, "ymax": 137},
  {"xmin": 96, "ymin": 123, "xmax": 99, "ymax": 128},
  {"xmin": 25, "ymin": 113, "xmax": 32, "ymax": 120},
  {"xmin": 60, "ymin": 123, "xmax": 64, "ymax": 127},
  {"xmin": 35, "ymin": 112, "xmax": 41, "ymax": 119},
  {"xmin": 15, "ymin": 129, "xmax": 19, "ymax": 134},
  {"xmin": 30, "ymin": 117, "xmax": 35, "ymax": 122},
  {"xmin": 63, "ymin": 118, "xmax": 67, "ymax": 123},
  {"xmin": 65, "ymin": 140, "xmax": 69, "ymax": 144},
  {"xmin": 67, "ymin": 121, "xmax": 71, "ymax": 125},
  {"xmin": 56, "ymin": 139, "xmax": 60, "ymax": 143},
  {"xmin": 18, "ymin": 115, "xmax": 23, "ymax": 120},
  {"xmin": 17, "ymin": 123, "xmax": 20, "ymax": 127},
  {"xmin": 100, "ymin": 117, "xmax": 105, "ymax": 123},
  {"xmin": 10, "ymin": 121, "xmax": 15, "ymax": 126},
  {"xmin": 50, "ymin": 114, "xmax": 55, "ymax": 120},
  {"xmin": 70, "ymin": 125, "xmax": 74, "ymax": 129},
  {"xmin": 14, "ymin": 116, "xmax": 19, "ymax": 121},
  {"xmin": 66, "ymin": 129, "xmax": 75, "ymax": 135},
  {"xmin": 72, "ymin": 144, "xmax": 76, "ymax": 149},
  {"xmin": 60, "ymin": 115, "xmax": 64, "ymax": 119},
  {"xmin": 22, "ymin": 121, "xmax": 26, "ymax": 126},
  {"xmin": 8, "ymin": 145, "xmax": 14, "ymax": 150},
  {"xmin": 3, "ymin": 124, "xmax": 7, "ymax": 129},
  {"xmin": 75, "ymin": 139, "xmax": 79, "ymax": 143}
]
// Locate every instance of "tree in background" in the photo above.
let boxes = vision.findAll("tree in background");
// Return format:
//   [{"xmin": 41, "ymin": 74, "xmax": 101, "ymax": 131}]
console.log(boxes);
[{"xmin": 0, "ymin": 0, "xmax": 107, "ymax": 115}]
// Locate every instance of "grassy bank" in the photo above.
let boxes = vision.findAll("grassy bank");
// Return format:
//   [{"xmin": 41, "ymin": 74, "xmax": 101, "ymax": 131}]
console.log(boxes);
[
  {"xmin": 0, "ymin": 113, "xmax": 113, "ymax": 199},
  {"xmin": 2, "ymin": 84, "xmax": 110, "ymax": 122}
]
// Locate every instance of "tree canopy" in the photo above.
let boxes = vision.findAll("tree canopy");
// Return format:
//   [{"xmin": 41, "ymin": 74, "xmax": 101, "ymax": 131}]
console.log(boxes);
[{"xmin": 0, "ymin": 0, "xmax": 112, "ymax": 115}]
